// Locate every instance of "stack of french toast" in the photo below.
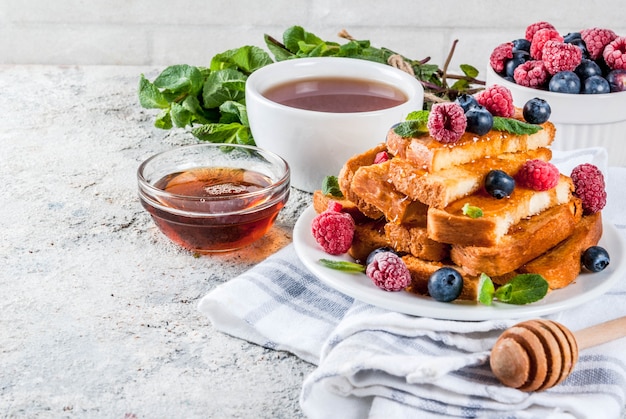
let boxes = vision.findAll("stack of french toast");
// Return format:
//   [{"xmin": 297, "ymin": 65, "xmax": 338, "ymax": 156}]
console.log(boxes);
[{"xmin": 313, "ymin": 109, "xmax": 603, "ymax": 301}]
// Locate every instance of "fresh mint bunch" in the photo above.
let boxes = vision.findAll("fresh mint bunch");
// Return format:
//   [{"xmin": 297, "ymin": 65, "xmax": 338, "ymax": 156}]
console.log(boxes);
[{"xmin": 138, "ymin": 46, "xmax": 272, "ymax": 145}]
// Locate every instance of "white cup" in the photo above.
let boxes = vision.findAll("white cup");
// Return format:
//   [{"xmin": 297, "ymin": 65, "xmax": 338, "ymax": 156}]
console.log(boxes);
[{"xmin": 245, "ymin": 57, "xmax": 425, "ymax": 192}]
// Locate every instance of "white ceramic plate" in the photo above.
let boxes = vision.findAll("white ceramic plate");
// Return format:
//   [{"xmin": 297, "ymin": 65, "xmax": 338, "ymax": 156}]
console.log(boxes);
[{"xmin": 293, "ymin": 205, "xmax": 626, "ymax": 321}]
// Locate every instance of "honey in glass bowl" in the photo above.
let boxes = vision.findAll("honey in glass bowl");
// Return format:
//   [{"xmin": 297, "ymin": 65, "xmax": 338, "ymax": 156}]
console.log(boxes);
[{"xmin": 138, "ymin": 144, "xmax": 290, "ymax": 253}]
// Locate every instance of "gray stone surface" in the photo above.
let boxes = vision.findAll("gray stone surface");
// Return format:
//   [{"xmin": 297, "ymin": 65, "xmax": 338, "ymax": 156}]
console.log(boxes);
[{"xmin": 0, "ymin": 65, "xmax": 314, "ymax": 418}]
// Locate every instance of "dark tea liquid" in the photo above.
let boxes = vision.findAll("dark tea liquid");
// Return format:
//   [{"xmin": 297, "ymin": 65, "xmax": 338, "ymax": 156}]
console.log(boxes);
[
  {"xmin": 143, "ymin": 167, "xmax": 286, "ymax": 252},
  {"xmin": 263, "ymin": 77, "xmax": 407, "ymax": 113}
]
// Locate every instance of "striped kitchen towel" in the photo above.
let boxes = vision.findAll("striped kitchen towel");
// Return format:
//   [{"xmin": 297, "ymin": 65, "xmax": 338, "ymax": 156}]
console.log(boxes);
[{"xmin": 199, "ymin": 160, "xmax": 626, "ymax": 418}]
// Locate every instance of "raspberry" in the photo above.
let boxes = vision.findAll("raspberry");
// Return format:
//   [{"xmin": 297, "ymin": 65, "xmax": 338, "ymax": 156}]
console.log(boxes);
[
  {"xmin": 475, "ymin": 85, "xmax": 515, "ymax": 117},
  {"xmin": 571, "ymin": 164, "xmax": 607, "ymax": 214},
  {"xmin": 427, "ymin": 102, "xmax": 467, "ymax": 144},
  {"xmin": 580, "ymin": 27, "xmax": 617, "ymax": 60},
  {"xmin": 542, "ymin": 40, "xmax": 583, "ymax": 75},
  {"xmin": 366, "ymin": 252, "xmax": 411, "ymax": 292},
  {"xmin": 603, "ymin": 36, "xmax": 626, "ymax": 70},
  {"xmin": 530, "ymin": 28, "xmax": 563, "ymax": 60},
  {"xmin": 490, "ymin": 42, "xmax": 513, "ymax": 73},
  {"xmin": 525, "ymin": 21, "xmax": 556, "ymax": 41},
  {"xmin": 515, "ymin": 159, "xmax": 560, "ymax": 191},
  {"xmin": 311, "ymin": 205, "xmax": 355, "ymax": 255},
  {"xmin": 513, "ymin": 60, "xmax": 549, "ymax": 88},
  {"xmin": 373, "ymin": 151, "xmax": 389, "ymax": 164}
]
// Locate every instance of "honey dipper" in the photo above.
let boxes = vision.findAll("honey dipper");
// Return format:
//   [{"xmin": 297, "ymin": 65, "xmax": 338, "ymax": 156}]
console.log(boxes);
[{"xmin": 490, "ymin": 316, "xmax": 626, "ymax": 392}]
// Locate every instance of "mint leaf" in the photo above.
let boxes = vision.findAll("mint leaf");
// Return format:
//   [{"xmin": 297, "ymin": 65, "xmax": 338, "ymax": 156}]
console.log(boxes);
[
  {"xmin": 494, "ymin": 273, "xmax": 549, "ymax": 305},
  {"xmin": 478, "ymin": 273, "xmax": 495, "ymax": 306},
  {"xmin": 154, "ymin": 108, "xmax": 172, "ymax": 129},
  {"xmin": 209, "ymin": 45, "xmax": 273, "ymax": 74},
  {"xmin": 322, "ymin": 176, "xmax": 343, "ymax": 198},
  {"xmin": 393, "ymin": 111, "xmax": 430, "ymax": 137},
  {"xmin": 153, "ymin": 64, "xmax": 203, "ymax": 96},
  {"xmin": 493, "ymin": 117, "xmax": 543, "ymax": 135},
  {"xmin": 462, "ymin": 203, "xmax": 483, "ymax": 218},
  {"xmin": 138, "ymin": 74, "xmax": 169, "ymax": 109},
  {"xmin": 170, "ymin": 102, "xmax": 193, "ymax": 128},
  {"xmin": 191, "ymin": 122, "xmax": 254, "ymax": 146},
  {"xmin": 460, "ymin": 64, "xmax": 479, "ymax": 79},
  {"xmin": 202, "ymin": 69, "xmax": 247, "ymax": 109},
  {"xmin": 282, "ymin": 26, "xmax": 325, "ymax": 54},
  {"xmin": 219, "ymin": 101, "xmax": 248, "ymax": 125},
  {"xmin": 319, "ymin": 259, "xmax": 366, "ymax": 273}
]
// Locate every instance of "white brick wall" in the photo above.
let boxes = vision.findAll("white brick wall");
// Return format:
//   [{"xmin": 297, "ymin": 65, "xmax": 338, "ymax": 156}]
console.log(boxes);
[{"xmin": 2, "ymin": 0, "xmax": 626, "ymax": 76}]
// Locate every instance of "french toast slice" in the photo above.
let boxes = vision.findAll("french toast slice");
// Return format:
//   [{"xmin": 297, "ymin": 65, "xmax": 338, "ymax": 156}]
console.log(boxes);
[
  {"xmin": 427, "ymin": 174, "xmax": 574, "ymax": 247},
  {"xmin": 385, "ymin": 222, "xmax": 449, "ymax": 262},
  {"xmin": 350, "ymin": 160, "xmax": 428, "ymax": 225},
  {"xmin": 388, "ymin": 147, "xmax": 552, "ymax": 208},
  {"xmin": 348, "ymin": 218, "xmax": 389, "ymax": 263},
  {"xmin": 518, "ymin": 212, "xmax": 603, "ymax": 289},
  {"xmin": 450, "ymin": 199, "xmax": 582, "ymax": 277},
  {"xmin": 312, "ymin": 189, "xmax": 369, "ymax": 223},
  {"xmin": 386, "ymin": 121, "xmax": 555, "ymax": 172},
  {"xmin": 338, "ymin": 143, "xmax": 387, "ymax": 219}
]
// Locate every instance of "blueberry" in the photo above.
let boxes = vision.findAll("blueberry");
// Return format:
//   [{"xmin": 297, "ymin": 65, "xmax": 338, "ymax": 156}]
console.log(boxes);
[
  {"xmin": 455, "ymin": 93, "xmax": 479, "ymax": 113},
  {"xmin": 568, "ymin": 38, "xmax": 590, "ymax": 59},
  {"xmin": 549, "ymin": 71, "xmax": 581, "ymax": 94},
  {"xmin": 523, "ymin": 97, "xmax": 551, "ymax": 124},
  {"xmin": 366, "ymin": 246, "xmax": 397, "ymax": 266},
  {"xmin": 428, "ymin": 267, "xmax": 464, "ymax": 302},
  {"xmin": 505, "ymin": 51, "xmax": 530, "ymax": 78},
  {"xmin": 582, "ymin": 75, "xmax": 610, "ymax": 94},
  {"xmin": 581, "ymin": 246, "xmax": 610, "ymax": 272},
  {"xmin": 575, "ymin": 59, "xmax": 603, "ymax": 81},
  {"xmin": 607, "ymin": 69, "xmax": 626, "ymax": 92},
  {"xmin": 465, "ymin": 105, "xmax": 493, "ymax": 136},
  {"xmin": 484, "ymin": 170, "xmax": 515, "ymax": 199},
  {"xmin": 563, "ymin": 32, "xmax": 582, "ymax": 44},
  {"xmin": 512, "ymin": 38, "xmax": 531, "ymax": 53}
]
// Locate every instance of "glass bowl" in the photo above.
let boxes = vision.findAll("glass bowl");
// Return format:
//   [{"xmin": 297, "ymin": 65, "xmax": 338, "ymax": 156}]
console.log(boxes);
[{"xmin": 137, "ymin": 143, "xmax": 290, "ymax": 253}]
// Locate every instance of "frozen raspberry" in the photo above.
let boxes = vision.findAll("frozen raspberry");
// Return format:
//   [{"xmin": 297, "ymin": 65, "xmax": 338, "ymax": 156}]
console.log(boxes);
[
  {"xmin": 515, "ymin": 159, "xmax": 560, "ymax": 191},
  {"xmin": 530, "ymin": 28, "xmax": 563, "ymax": 60},
  {"xmin": 513, "ymin": 60, "xmax": 549, "ymax": 88},
  {"xmin": 427, "ymin": 102, "xmax": 467, "ymax": 144},
  {"xmin": 475, "ymin": 85, "xmax": 515, "ymax": 117},
  {"xmin": 581, "ymin": 27, "xmax": 617, "ymax": 60},
  {"xmin": 571, "ymin": 164, "xmax": 607, "ymax": 214},
  {"xmin": 542, "ymin": 40, "xmax": 583, "ymax": 75},
  {"xmin": 311, "ymin": 205, "xmax": 355, "ymax": 255},
  {"xmin": 603, "ymin": 36, "xmax": 626, "ymax": 70},
  {"xmin": 326, "ymin": 200, "xmax": 343, "ymax": 213},
  {"xmin": 366, "ymin": 252, "xmax": 411, "ymax": 292},
  {"xmin": 373, "ymin": 151, "xmax": 389, "ymax": 164},
  {"xmin": 525, "ymin": 21, "xmax": 557, "ymax": 41},
  {"xmin": 490, "ymin": 42, "xmax": 513, "ymax": 73}
]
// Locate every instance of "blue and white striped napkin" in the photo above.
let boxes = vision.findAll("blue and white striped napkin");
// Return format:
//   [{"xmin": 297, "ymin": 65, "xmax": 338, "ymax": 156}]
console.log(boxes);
[{"xmin": 199, "ymin": 153, "xmax": 626, "ymax": 419}]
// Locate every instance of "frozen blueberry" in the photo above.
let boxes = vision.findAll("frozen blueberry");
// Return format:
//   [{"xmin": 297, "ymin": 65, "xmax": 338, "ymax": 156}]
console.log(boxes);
[
  {"xmin": 428, "ymin": 267, "xmax": 463, "ymax": 302},
  {"xmin": 465, "ymin": 105, "xmax": 493, "ymax": 136},
  {"xmin": 455, "ymin": 93, "xmax": 479, "ymax": 113},
  {"xmin": 575, "ymin": 59, "xmax": 603, "ymax": 81},
  {"xmin": 582, "ymin": 246, "xmax": 610, "ymax": 272},
  {"xmin": 523, "ymin": 97, "xmax": 551, "ymax": 124},
  {"xmin": 549, "ymin": 71, "xmax": 581, "ymax": 94},
  {"xmin": 607, "ymin": 69, "xmax": 626, "ymax": 92},
  {"xmin": 582, "ymin": 75, "xmax": 610, "ymax": 94},
  {"xmin": 512, "ymin": 38, "xmax": 531, "ymax": 53},
  {"xmin": 485, "ymin": 170, "xmax": 515, "ymax": 199}
]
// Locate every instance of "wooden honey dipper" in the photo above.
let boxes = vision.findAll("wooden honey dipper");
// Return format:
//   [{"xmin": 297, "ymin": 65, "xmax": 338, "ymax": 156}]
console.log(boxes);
[{"xmin": 490, "ymin": 316, "xmax": 626, "ymax": 392}]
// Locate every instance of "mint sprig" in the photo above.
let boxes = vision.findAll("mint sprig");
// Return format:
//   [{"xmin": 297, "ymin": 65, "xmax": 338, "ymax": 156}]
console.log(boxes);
[
  {"xmin": 393, "ymin": 110, "xmax": 430, "ymax": 138},
  {"xmin": 319, "ymin": 259, "xmax": 366, "ymax": 273},
  {"xmin": 322, "ymin": 176, "xmax": 344, "ymax": 198},
  {"xmin": 494, "ymin": 273, "xmax": 549, "ymax": 305},
  {"xmin": 462, "ymin": 203, "xmax": 483, "ymax": 218},
  {"xmin": 493, "ymin": 116, "xmax": 543, "ymax": 135}
]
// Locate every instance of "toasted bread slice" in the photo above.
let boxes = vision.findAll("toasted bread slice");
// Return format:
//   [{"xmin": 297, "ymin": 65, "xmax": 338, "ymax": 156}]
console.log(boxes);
[
  {"xmin": 388, "ymin": 148, "xmax": 552, "ymax": 208},
  {"xmin": 338, "ymin": 143, "xmax": 387, "ymax": 219},
  {"xmin": 450, "ymin": 199, "xmax": 582, "ymax": 277},
  {"xmin": 385, "ymin": 222, "xmax": 449, "ymax": 261},
  {"xmin": 427, "ymin": 174, "xmax": 574, "ymax": 247},
  {"xmin": 350, "ymin": 160, "xmax": 428, "ymax": 225},
  {"xmin": 348, "ymin": 218, "xmax": 389, "ymax": 263},
  {"xmin": 312, "ymin": 189, "xmax": 370, "ymax": 223},
  {"xmin": 386, "ymin": 121, "xmax": 555, "ymax": 172},
  {"xmin": 518, "ymin": 212, "xmax": 603, "ymax": 289}
]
